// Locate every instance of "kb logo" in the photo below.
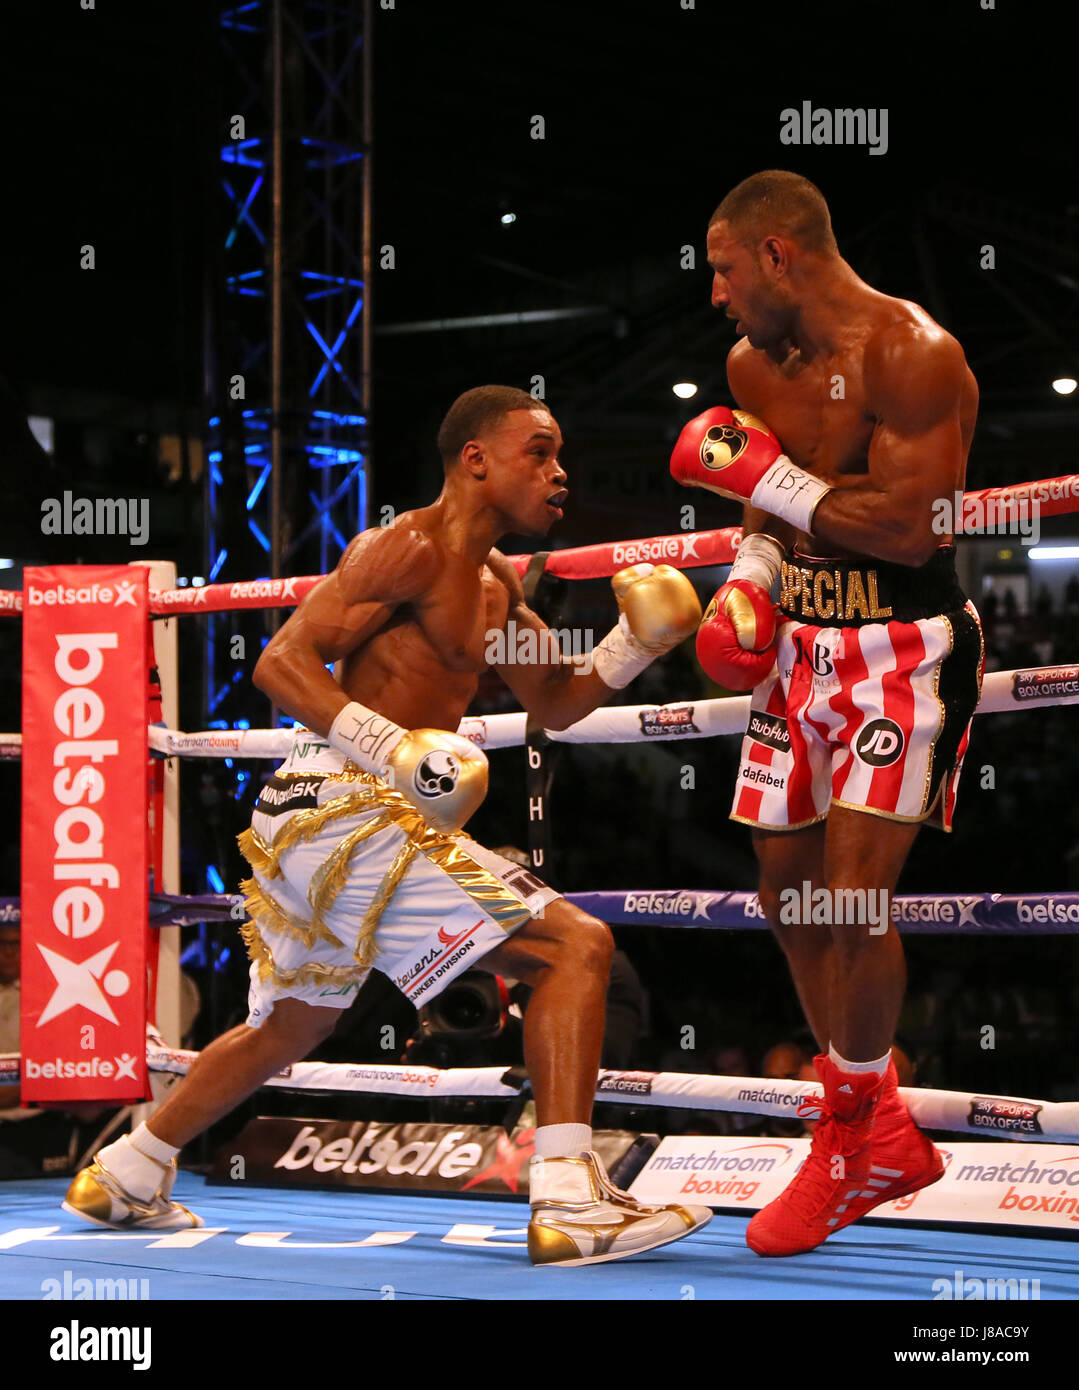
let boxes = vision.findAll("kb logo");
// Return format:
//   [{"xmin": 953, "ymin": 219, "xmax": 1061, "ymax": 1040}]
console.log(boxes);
[
  {"xmin": 855, "ymin": 718, "xmax": 904, "ymax": 766},
  {"xmin": 793, "ymin": 631, "xmax": 835, "ymax": 677}
]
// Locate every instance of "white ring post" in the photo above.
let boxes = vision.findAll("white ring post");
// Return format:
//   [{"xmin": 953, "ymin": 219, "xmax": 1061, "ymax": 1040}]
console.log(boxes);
[{"xmin": 133, "ymin": 561, "xmax": 181, "ymax": 1047}]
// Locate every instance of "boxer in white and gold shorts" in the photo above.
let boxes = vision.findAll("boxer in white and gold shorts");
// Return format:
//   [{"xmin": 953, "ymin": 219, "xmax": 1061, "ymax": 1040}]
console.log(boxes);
[{"xmin": 65, "ymin": 386, "xmax": 712, "ymax": 1266}]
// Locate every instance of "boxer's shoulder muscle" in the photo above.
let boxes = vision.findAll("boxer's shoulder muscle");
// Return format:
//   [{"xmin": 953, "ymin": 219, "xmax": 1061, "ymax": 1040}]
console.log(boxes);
[
  {"xmin": 863, "ymin": 314, "xmax": 972, "ymax": 426},
  {"xmin": 336, "ymin": 519, "xmax": 442, "ymax": 607},
  {"xmin": 726, "ymin": 337, "xmax": 768, "ymax": 410}
]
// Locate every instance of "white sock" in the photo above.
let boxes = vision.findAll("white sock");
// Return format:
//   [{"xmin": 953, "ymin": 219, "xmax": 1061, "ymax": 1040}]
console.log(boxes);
[
  {"xmin": 97, "ymin": 1124, "xmax": 178, "ymax": 1201},
  {"xmin": 829, "ymin": 1044, "xmax": 890, "ymax": 1078},
  {"xmin": 130, "ymin": 1123, "xmax": 180, "ymax": 1164},
  {"xmin": 533, "ymin": 1123, "xmax": 592, "ymax": 1159}
]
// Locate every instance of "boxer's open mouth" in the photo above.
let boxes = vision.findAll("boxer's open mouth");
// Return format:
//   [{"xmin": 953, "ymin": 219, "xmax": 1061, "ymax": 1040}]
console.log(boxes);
[{"xmin": 546, "ymin": 488, "xmax": 568, "ymax": 516}]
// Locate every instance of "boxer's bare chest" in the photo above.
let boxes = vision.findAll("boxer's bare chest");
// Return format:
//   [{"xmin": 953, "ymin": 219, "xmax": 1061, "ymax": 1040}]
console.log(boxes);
[
  {"xmin": 749, "ymin": 345, "xmax": 876, "ymax": 486},
  {"xmin": 411, "ymin": 557, "xmax": 511, "ymax": 673},
  {"xmin": 341, "ymin": 555, "xmax": 512, "ymax": 730}
]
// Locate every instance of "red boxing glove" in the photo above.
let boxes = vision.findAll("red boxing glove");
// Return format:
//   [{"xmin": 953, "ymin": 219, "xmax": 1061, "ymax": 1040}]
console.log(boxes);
[
  {"xmin": 670, "ymin": 406, "xmax": 831, "ymax": 534},
  {"xmin": 696, "ymin": 580, "xmax": 777, "ymax": 691}
]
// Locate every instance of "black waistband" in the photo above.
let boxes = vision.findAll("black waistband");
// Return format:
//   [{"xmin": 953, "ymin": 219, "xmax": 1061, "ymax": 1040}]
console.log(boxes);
[{"xmin": 778, "ymin": 546, "xmax": 967, "ymax": 626}]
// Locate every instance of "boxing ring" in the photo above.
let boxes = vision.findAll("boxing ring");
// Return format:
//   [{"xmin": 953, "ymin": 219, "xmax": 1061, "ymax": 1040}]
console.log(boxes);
[
  {"xmin": 3, "ymin": 476, "xmax": 1079, "ymax": 1301},
  {"xmin": 3, "ymin": 1175, "xmax": 1078, "ymax": 1301}
]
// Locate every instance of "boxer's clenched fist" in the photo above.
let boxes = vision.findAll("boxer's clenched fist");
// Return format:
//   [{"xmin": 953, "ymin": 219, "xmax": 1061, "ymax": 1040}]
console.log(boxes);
[
  {"xmin": 593, "ymin": 563, "xmax": 702, "ymax": 689},
  {"xmin": 670, "ymin": 406, "xmax": 831, "ymax": 535},
  {"xmin": 612, "ymin": 563, "xmax": 702, "ymax": 652},
  {"xmin": 697, "ymin": 580, "xmax": 777, "ymax": 691}
]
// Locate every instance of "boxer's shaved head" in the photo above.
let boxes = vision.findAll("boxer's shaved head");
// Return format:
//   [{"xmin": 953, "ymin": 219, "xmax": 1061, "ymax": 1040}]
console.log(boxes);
[
  {"xmin": 438, "ymin": 385, "xmax": 548, "ymax": 468},
  {"xmin": 711, "ymin": 170, "xmax": 838, "ymax": 256}
]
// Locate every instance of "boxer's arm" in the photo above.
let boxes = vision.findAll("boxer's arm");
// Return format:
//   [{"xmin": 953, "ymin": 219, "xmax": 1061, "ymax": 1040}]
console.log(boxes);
[
  {"xmin": 740, "ymin": 502, "xmax": 794, "ymax": 559},
  {"xmin": 726, "ymin": 345, "xmax": 797, "ymax": 557},
  {"xmin": 809, "ymin": 324, "xmax": 971, "ymax": 566},
  {"xmin": 252, "ymin": 525, "xmax": 440, "ymax": 734},
  {"xmin": 486, "ymin": 553, "xmax": 614, "ymax": 731}
]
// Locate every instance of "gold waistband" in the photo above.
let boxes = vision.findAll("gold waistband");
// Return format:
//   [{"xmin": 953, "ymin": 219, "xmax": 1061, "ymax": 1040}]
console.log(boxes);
[{"xmin": 779, "ymin": 559, "xmax": 893, "ymax": 622}]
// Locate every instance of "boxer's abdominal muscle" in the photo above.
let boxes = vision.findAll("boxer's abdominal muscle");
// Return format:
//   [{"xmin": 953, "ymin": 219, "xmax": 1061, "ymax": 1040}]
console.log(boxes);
[{"xmin": 339, "ymin": 619, "xmax": 483, "ymax": 733}]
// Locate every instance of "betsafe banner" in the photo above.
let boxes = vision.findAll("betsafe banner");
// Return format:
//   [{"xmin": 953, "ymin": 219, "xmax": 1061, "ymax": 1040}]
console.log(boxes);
[
  {"xmin": 20, "ymin": 567, "xmax": 150, "ymax": 1103},
  {"xmin": 215, "ymin": 1117, "xmax": 649, "ymax": 1196}
]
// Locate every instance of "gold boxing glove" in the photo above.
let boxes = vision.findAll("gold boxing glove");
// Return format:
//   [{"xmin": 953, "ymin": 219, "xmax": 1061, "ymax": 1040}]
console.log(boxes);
[
  {"xmin": 383, "ymin": 729, "xmax": 488, "ymax": 833},
  {"xmin": 328, "ymin": 703, "xmax": 488, "ymax": 833},
  {"xmin": 593, "ymin": 563, "xmax": 703, "ymax": 689}
]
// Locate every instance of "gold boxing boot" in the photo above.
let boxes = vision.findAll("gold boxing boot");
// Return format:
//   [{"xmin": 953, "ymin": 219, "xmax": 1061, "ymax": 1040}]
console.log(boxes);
[
  {"xmin": 63, "ymin": 1141, "xmax": 203, "ymax": 1231},
  {"xmin": 528, "ymin": 1150, "xmax": 711, "ymax": 1267}
]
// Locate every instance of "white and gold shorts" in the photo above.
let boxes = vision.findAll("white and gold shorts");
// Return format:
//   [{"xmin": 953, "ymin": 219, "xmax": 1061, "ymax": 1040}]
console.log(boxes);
[{"xmin": 237, "ymin": 736, "xmax": 558, "ymax": 1024}]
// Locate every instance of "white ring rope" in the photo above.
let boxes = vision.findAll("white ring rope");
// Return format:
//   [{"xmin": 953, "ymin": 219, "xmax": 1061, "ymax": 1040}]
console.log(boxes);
[
  {"xmin": 137, "ymin": 1047, "xmax": 1079, "ymax": 1143},
  {"xmin": 5, "ymin": 1047, "xmax": 1072, "ymax": 1139},
  {"xmin": 55, "ymin": 661, "xmax": 1072, "ymax": 763}
]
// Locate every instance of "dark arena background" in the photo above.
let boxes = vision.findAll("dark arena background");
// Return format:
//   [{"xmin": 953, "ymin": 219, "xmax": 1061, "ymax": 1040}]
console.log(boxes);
[{"xmin": 0, "ymin": 0, "xmax": 1077, "ymax": 1349}]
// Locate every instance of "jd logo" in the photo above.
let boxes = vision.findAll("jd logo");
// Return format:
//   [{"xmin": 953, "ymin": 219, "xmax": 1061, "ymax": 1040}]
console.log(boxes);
[{"xmin": 855, "ymin": 718, "xmax": 905, "ymax": 766}]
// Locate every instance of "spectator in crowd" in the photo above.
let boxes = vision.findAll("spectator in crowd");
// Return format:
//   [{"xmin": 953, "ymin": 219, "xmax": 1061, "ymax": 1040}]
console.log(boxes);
[
  {"xmin": 667, "ymin": 1040, "xmax": 760, "ymax": 1138},
  {"xmin": 0, "ymin": 921, "xmax": 19, "ymax": 1112},
  {"xmin": 759, "ymin": 1040, "xmax": 813, "ymax": 1138}
]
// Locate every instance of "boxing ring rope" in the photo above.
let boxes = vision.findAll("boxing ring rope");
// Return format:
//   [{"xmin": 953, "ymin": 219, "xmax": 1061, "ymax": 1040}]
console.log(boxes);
[
  {"xmin": 1, "ymin": 660, "xmax": 1076, "ymax": 764},
  {"xmin": 2, "ymin": 470, "xmax": 1079, "ymax": 619},
  {"xmin": 2, "ymin": 1042, "xmax": 1074, "ymax": 1141}
]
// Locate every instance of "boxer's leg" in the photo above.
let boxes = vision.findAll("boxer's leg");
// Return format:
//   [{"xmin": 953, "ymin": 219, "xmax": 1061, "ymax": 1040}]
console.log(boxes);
[
  {"xmin": 823, "ymin": 805, "xmax": 919, "ymax": 1061},
  {"xmin": 147, "ymin": 998, "xmax": 341, "ymax": 1148},
  {"xmin": 752, "ymin": 820, "xmax": 832, "ymax": 1049},
  {"xmin": 64, "ymin": 999, "xmax": 342, "ymax": 1229},
  {"xmin": 480, "ymin": 898, "xmax": 613, "ymax": 1126},
  {"xmin": 482, "ymin": 900, "xmax": 712, "ymax": 1265}
]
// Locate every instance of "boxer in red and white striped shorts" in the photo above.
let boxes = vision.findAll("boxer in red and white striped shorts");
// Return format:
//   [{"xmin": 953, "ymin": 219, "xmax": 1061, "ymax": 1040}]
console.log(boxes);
[
  {"xmin": 670, "ymin": 170, "xmax": 988, "ymax": 1260},
  {"xmin": 732, "ymin": 547, "xmax": 984, "ymax": 833}
]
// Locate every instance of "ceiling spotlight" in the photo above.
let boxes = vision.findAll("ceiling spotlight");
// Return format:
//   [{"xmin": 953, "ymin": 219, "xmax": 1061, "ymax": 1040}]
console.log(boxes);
[
  {"xmin": 500, "ymin": 212, "xmax": 517, "ymax": 225},
  {"xmin": 673, "ymin": 382, "xmax": 698, "ymax": 400},
  {"xmin": 1052, "ymin": 377, "xmax": 1077, "ymax": 395}
]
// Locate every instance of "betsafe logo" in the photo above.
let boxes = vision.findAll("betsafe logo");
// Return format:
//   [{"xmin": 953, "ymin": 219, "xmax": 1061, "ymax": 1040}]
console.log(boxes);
[
  {"xmin": 25, "ymin": 1053, "xmax": 138, "ymax": 1080},
  {"xmin": 27, "ymin": 580, "xmax": 138, "ymax": 607},
  {"xmin": 36, "ymin": 942, "xmax": 131, "ymax": 1026},
  {"xmin": 38, "ymin": 631, "xmax": 133, "ymax": 1031}
]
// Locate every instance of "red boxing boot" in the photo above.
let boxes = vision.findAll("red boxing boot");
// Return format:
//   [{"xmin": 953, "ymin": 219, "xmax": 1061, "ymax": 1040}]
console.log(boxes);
[
  {"xmin": 834, "ymin": 1058, "xmax": 944, "ymax": 1221},
  {"xmin": 746, "ymin": 1054, "xmax": 883, "ymax": 1257}
]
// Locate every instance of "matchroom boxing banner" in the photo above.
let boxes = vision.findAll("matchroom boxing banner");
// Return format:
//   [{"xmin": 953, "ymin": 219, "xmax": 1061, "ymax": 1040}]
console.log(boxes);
[{"xmin": 20, "ymin": 567, "xmax": 150, "ymax": 1103}]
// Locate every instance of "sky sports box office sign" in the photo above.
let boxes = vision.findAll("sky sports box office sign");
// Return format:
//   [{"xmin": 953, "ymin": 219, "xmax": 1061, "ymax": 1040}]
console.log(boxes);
[{"xmin": 214, "ymin": 1118, "xmax": 650, "ymax": 1198}]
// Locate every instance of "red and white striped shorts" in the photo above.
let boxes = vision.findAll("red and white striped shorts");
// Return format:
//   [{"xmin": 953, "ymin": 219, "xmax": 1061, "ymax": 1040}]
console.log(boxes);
[{"xmin": 731, "ymin": 601, "xmax": 984, "ymax": 831}]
